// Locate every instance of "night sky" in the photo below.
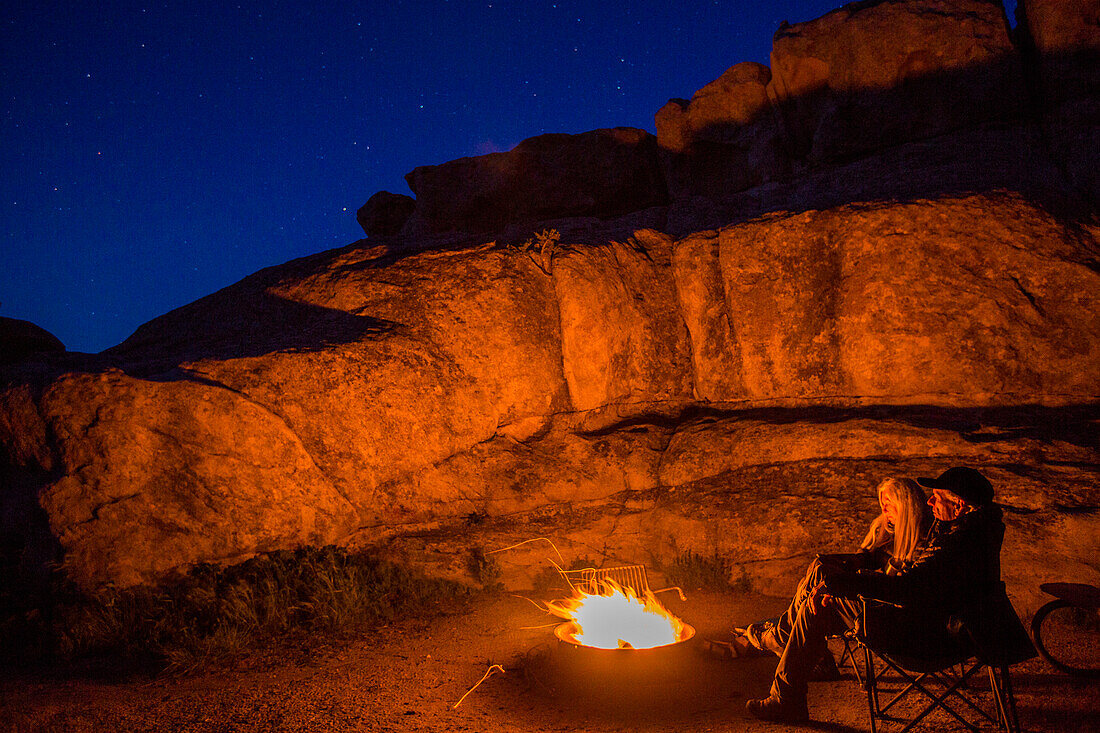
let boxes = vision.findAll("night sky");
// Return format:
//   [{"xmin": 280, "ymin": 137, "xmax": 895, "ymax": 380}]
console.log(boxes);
[{"xmin": 3, "ymin": 1, "xmax": 1017, "ymax": 354}]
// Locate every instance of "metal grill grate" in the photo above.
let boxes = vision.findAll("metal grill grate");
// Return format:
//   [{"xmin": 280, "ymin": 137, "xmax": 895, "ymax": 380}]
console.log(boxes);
[{"xmin": 561, "ymin": 564, "xmax": 651, "ymax": 596}]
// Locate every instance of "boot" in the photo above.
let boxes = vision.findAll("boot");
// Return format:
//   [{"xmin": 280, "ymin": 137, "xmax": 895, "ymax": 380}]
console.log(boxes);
[
  {"xmin": 746, "ymin": 694, "xmax": 810, "ymax": 723},
  {"xmin": 809, "ymin": 650, "xmax": 842, "ymax": 681}
]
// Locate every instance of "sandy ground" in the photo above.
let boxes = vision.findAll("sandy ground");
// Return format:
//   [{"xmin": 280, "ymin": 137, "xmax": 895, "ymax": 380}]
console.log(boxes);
[{"xmin": 2, "ymin": 591, "xmax": 1098, "ymax": 733}]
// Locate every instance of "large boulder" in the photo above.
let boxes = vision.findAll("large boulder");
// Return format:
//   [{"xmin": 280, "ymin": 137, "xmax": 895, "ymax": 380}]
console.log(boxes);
[
  {"xmin": 4, "ymin": 231, "xmax": 693, "ymax": 587},
  {"xmin": 356, "ymin": 191, "xmax": 415, "ymax": 237},
  {"xmin": 674, "ymin": 192, "xmax": 1100, "ymax": 403},
  {"xmin": 656, "ymin": 63, "xmax": 773, "ymax": 154},
  {"xmin": 1017, "ymin": 0, "xmax": 1100, "ymax": 206},
  {"xmin": 0, "ymin": 317, "xmax": 64, "ymax": 364},
  {"xmin": 31, "ymin": 369, "xmax": 360, "ymax": 587},
  {"xmin": 655, "ymin": 62, "xmax": 790, "ymax": 199},
  {"xmin": 402, "ymin": 128, "xmax": 669, "ymax": 235},
  {"xmin": 768, "ymin": 0, "xmax": 1023, "ymax": 162},
  {"xmin": 1018, "ymin": 0, "xmax": 1100, "ymax": 105}
]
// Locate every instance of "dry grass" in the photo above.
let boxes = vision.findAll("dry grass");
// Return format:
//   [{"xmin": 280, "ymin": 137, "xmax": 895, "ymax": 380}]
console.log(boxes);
[
  {"xmin": 661, "ymin": 550, "xmax": 739, "ymax": 591},
  {"xmin": 0, "ymin": 545, "xmax": 469, "ymax": 675}
]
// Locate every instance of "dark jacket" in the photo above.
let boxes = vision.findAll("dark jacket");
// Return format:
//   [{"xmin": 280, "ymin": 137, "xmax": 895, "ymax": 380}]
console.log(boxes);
[
  {"xmin": 824, "ymin": 505, "xmax": 1028, "ymax": 662},
  {"xmin": 824, "ymin": 504, "xmax": 1004, "ymax": 614}
]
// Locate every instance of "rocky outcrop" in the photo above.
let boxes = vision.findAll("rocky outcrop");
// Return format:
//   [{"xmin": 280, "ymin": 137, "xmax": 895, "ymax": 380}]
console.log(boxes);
[
  {"xmin": 1019, "ymin": 0, "xmax": 1100, "ymax": 105},
  {"xmin": 376, "ymin": 1, "xmax": 1097, "ymax": 239},
  {"xmin": 30, "ymin": 369, "xmax": 360, "ymax": 586},
  {"xmin": 767, "ymin": 0, "xmax": 1022, "ymax": 163},
  {"xmin": 656, "ymin": 63, "xmax": 773, "ymax": 155},
  {"xmin": 1018, "ymin": 0, "xmax": 1100, "ymax": 206},
  {"xmin": 653, "ymin": 0, "xmax": 1041, "ymax": 213},
  {"xmin": 382, "ymin": 410, "xmax": 1100, "ymax": 615},
  {"xmin": 401, "ymin": 128, "xmax": 668, "ymax": 236},
  {"xmin": 675, "ymin": 194, "xmax": 1100, "ymax": 403},
  {"xmin": 3, "ymin": 190, "xmax": 1097, "ymax": 590},
  {"xmin": 655, "ymin": 62, "xmax": 788, "ymax": 199},
  {"xmin": 1, "ymin": 1, "xmax": 1098, "ymax": 603},
  {"xmin": 356, "ymin": 191, "xmax": 415, "ymax": 237},
  {"xmin": 0, "ymin": 317, "xmax": 64, "ymax": 364}
]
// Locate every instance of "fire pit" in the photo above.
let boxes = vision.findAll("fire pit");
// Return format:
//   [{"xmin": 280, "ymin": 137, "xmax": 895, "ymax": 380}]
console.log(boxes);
[
  {"xmin": 544, "ymin": 565, "xmax": 699, "ymax": 695},
  {"xmin": 552, "ymin": 619, "xmax": 697, "ymax": 687}
]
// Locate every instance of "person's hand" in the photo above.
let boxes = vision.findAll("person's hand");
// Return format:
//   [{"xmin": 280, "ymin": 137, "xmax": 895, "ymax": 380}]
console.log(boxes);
[{"xmin": 808, "ymin": 581, "xmax": 834, "ymax": 613}]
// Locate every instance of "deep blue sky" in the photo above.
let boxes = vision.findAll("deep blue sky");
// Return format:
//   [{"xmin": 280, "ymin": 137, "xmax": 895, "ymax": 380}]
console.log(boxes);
[{"xmin": 2, "ymin": 1, "xmax": 1016, "ymax": 353}]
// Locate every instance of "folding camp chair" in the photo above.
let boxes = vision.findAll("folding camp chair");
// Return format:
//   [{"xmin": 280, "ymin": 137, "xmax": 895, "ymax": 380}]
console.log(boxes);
[
  {"xmin": 833, "ymin": 630, "xmax": 866, "ymax": 687},
  {"xmin": 845, "ymin": 582, "xmax": 1035, "ymax": 733}
]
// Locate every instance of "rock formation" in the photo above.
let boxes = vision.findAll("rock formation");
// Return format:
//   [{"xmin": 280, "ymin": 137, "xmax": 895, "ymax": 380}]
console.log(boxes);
[
  {"xmin": 1018, "ymin": 0, "xmax": 1100, "ymax": 205},
  {"xmin": 1020, "ymin": 0, "xmax": 1100, "ymax": 105},
  {"xmin": 356, "ymin": 191, "xmax": 415, "ymax": 237},
  {"xmin": 655, "ymin": 62, "xmax": 788, "ymax": 199},
  {"xmin": 1, "ymin": 0, "xmax": 1098, "ymax": 618},
  {"xmin": 401, "ymin": 127, "xmax": 668, "ymax": 235},
  {"xmin": 0, "ymin": 317, "xmax": 65, "ymax": 364},
  {"xmin": 677, "ymin": 194, "xmax": 1100, "ymax": 403},
  {"xmin": 767, "ymin": 0, "xmax": 1023, "ymax": 163}
]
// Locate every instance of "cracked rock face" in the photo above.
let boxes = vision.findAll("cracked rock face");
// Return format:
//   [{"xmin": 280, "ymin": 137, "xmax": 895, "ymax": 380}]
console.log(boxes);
[
  {"xmin": 3, "ymin": 0, "xmax": 1099, "ymax": 597},
  {"xmin": 768, "ymin": 0, "xmax": 1023, "ymax": 163},
  {"xmin": 1, "ymin": 191, "xmax": 1097, "ymax": 593},
  {"xmin": 678, "ymin": 194, "xmax": 1100, "ymax": 402}
]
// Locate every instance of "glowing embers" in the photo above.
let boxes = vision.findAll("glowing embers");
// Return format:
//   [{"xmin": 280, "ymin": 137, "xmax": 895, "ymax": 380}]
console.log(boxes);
[{"xmin": 547, "ymin": 579, "xmax": 691, "ymax": 650}]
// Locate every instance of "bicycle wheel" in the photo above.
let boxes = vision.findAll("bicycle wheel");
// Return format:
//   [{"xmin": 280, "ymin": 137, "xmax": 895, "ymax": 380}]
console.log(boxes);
[{"xmin": 1032, "ymin": 599, "xmax": 1100, "ymax": 678}]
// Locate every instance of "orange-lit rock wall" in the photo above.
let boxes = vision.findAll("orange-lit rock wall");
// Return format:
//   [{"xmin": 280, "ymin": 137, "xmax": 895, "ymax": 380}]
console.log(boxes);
[{"xmin": 2, "ymin": 0, "xmax": 1098, "ymax": 607}]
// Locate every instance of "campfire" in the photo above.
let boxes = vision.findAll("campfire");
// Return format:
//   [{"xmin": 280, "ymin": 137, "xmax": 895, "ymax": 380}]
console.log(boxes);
[
  {"xmin": 454, "ymin": 555, "xmax": 697, "ymax": 709},
  {"xmin": 545, "ymin": 566, "xmax": 694, "ymax": 650}
]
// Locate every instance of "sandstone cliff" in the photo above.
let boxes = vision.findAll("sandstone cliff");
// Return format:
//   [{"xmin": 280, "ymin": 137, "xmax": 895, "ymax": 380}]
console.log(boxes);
[{"xmin": 2, "ymin": 0, "xmax": 1098, "ymax": 616}]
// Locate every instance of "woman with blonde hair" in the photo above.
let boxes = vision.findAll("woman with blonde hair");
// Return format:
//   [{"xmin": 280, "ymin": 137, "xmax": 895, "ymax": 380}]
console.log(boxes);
[
  {"xmin": 859, "ymin": 477, "xmax": 934, "ymax": 575},
  {"xmin": 709, "ymin": 477, "xmax": 932, "ymax": 660}
]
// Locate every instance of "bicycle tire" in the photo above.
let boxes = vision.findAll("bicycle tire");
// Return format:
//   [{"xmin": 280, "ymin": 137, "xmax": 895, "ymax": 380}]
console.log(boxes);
[{"xmin": 1031, "ymin": 599, "xmax": 1100, "ymax": 678}]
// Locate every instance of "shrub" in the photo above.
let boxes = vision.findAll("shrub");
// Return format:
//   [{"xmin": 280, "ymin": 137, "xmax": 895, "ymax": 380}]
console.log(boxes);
[
  {"xmin": 465, "ymin": 547, "xmax": 503, "ymax": 589},
  {"xmin": 519, "ymin": 228, "xmax": 560, "ymax": 274},
  {"xmin": 1, "ymin": 546, "xmax": 469, "ymax": 675},
  {"xmin": 662, "ymin": 550, "xmax": 734, "ymax": 591}
]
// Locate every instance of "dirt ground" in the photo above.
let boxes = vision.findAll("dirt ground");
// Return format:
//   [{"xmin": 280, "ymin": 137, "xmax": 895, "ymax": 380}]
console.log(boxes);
[{"xmin": 2, "ymin": 591, "xmax": 1097, "ymax": 733}]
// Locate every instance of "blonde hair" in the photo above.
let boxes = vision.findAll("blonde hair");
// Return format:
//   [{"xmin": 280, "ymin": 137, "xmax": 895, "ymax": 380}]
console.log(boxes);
[{"xmin": 860, "ymin": 478, "xmax": 930, "ymax": 572}]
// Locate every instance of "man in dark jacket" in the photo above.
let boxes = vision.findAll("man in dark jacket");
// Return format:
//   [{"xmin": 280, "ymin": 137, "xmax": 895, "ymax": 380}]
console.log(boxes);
[{"xmin": 746, "ymin": 467, "xmax": 1004, "ymax": 724}]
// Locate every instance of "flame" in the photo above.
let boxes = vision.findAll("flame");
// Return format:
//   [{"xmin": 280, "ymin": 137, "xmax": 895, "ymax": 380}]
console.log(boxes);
[{"xmin": 546, "ymin": 579, "xmax": 686, "ymax": 649}]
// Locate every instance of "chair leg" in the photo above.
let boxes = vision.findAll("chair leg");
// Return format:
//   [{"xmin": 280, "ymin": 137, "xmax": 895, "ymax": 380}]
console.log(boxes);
[
  {"xmin": 837, "ymin": 636, "xmax": 866, "ymax": 689},
  {"xmin": 847, "ymin": 638, "xmax": 866, "ymax": 689},
  {"xmin": 998, "ymin": 665, "xmax": 1022, "ymax": 733},
  {"xmin": 864, "ymin": 645, "xmax": 879, "ymax": 733},
  {"xmin": 887, "ymin": 662, "xmax": 982, "ymax": 733},
  {"xmin": 988, "ymin": 665, "xmax": 1010, "ymax": 732}
]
